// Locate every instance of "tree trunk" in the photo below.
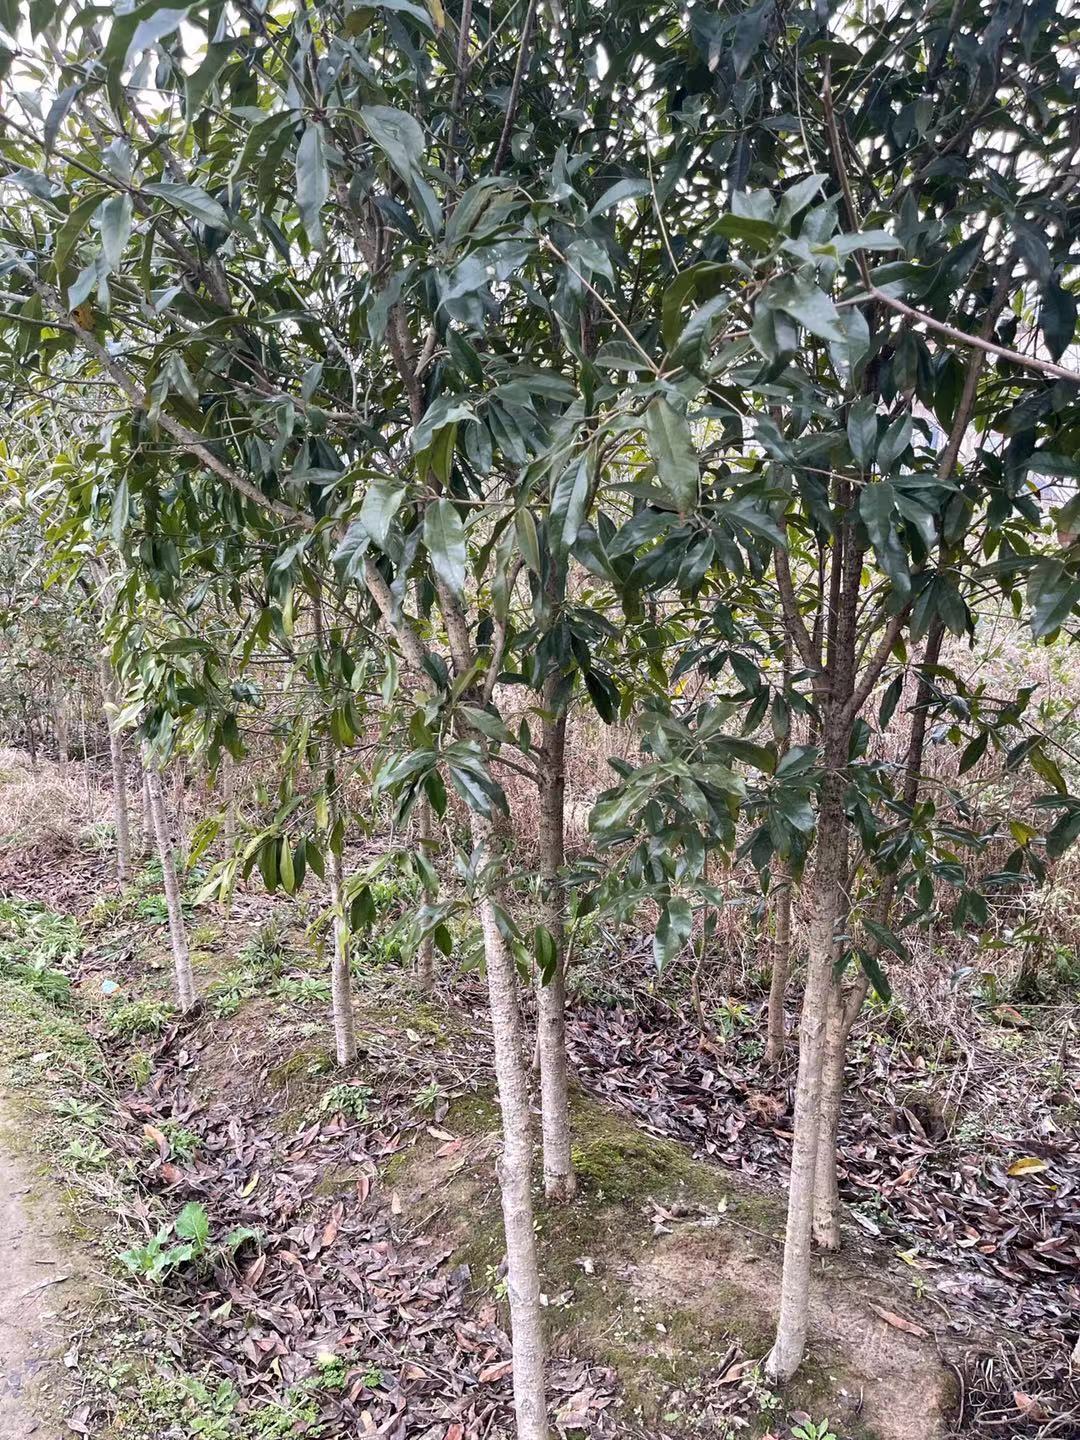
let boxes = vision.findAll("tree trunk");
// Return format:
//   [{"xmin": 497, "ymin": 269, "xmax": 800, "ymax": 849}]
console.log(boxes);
[
  {"xmin": 80, "ymin": 694, "xmax": 94, "ymax": 823},
  {"xmin": 141, "ymin": 771, "xmax": 154, "ymax": 857},
  {"xmin": 328, "ymin": 834, "xmax": 358, "ymax": 1065},
  {"xmin": 53, "ymin": 690, "xmax": 70, "ymax": 770},
  {"xmin": 143, "ymin": 753, "xmax": 196, "ymax": 1012},
  {"xmin": 99, "ymin": 658, "xmax": 131, "ymax": 884},
  {"xmin": 222, "ymin": 756, "xmax": 237, "ymax": 852},
  {"xmin": 765, "ymin": 781, "xmax": 846, "ymax": 1383},
  {"xmin": 812, "ymin": 973, "xmax": 870, "ymax": 1250},
  {"xmin": 20, "ymin": 694, "xmax": 37, "ymax": 768},
  {"xmin": 473, "ymin": 811, "xmax": 549, "ymax": 1440},
  {"xmin": 416, "ymin": 794, "xmax": 437, "ymax": 994},
  {"xmin": 537, "ymin": 699, "xmax": 574, "ymax": 1203},
  {"xmin": 764, "ymin": 859, "xmax": 793, "ymax": 1065}
]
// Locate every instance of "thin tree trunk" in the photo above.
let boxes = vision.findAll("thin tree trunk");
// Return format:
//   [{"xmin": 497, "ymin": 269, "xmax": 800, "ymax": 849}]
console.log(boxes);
[
  {"xmin": 327, "ymin": 828, "xmax": 357, "ymax": 1065},
  {"xmin": 99, "ymin": 658, "xmax": 131, "ymax": 884},
  {"xmin": 143, "ymin": 753, "xmax": 196, "ymax": 1012},
  {"xmin": 764, "ymin": 859, "xmax": 793, "ymax": 1065},
  {"xmin": 53, "ymin": 689, "xmax": 69, "ymax": 770},
  {"xmin": 416, "ymin": 794, "xmax": 437, "ymax": 994},
  {"xmin": 473, "ymin": 810, "xmax": 548, "ymax": 1440},
  {"xmin": 141, "ymin": 771, "xmax": 153, "ymax": 858},
  {"xmin": 222, "ymin": 756, "xmax": 236, "ymax": 851},
  {"xmin": 537, "ymin": 698, "xmax": 574, "ymax": 1203},
  {"xmin": 810, "ymin": 621, "xmax": 946, "ymax": 1246},
  {"xmin": 20, "ymin": 694, "xmax": 37, "ymax": 768},
  {"xmin": 765, "ymin": 782, "xmax": 847, "ymax": 1382},
  {"xmin": 811, "ymin": 975, "xmax": 867, "ymax": 1250},
  {"xmin": 80, "ymin": 694, "xmax": 94, "ymax": 823}
]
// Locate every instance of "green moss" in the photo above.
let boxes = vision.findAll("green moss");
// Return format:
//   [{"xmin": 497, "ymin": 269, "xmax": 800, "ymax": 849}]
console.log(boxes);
[
  {"xmin": 267, "ymin": 1045, "xmax": 334, "ymax": 1090},
  {"xmin": 444, "ymin": 1091, "xmax": 501, "ymax": 1135},
  {"xmin": 571, "ymin": 1131, "xmax": 692, "ymax": 1202}
]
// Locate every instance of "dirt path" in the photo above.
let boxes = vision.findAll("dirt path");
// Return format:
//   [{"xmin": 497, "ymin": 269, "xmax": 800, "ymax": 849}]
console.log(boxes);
[{"xmin": 0, "ymin": 1115, "xmax": 81, "ymax": 1438}]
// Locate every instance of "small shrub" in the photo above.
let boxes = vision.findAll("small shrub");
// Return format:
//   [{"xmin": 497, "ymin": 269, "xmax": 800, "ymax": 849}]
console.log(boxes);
[
  {"xmin": 119, "ymin": 1201, "xmax": 259, "ymax": 1283},
  {"xmin": 105, "ymin": 999, "xmax": 176, "ymax": 1040},
  {"xmin": 312, "ymin": 1082, "xmax": 374, "ymax": 1123}
]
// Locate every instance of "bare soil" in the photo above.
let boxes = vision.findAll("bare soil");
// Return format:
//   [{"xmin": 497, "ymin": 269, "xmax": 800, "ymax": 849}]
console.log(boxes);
[{"xmin": 0, "ymin": 1110, "xmax": 86, "ymax": 1438}]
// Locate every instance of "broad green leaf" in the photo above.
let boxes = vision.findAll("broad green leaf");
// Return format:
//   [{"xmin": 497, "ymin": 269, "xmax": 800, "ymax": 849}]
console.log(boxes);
[
  {"xmin": 769, "ymin": 274, "xmax": 847, "ymax": 343},
  {"xmin": 645, "ymin": 397, "xmax": 699, "ymax": 514},
  {"xmin": 361, "ymin": 104, "xmax": 426, "ymax": 184},
  {"xmin": 847, "ymin": 397, "xmax": 878, "ymax": 469},
  {"xmin": 423, "ymin": 499, "xmax": 467, "ymax": 597},
  {"xmin": 99, "ymin": 193, "xmax": 133, "ymax": 273},
  {"xmin": 859, "ymin": 481, "xmax": 910, "ymax": 603},
  {"xmin": 143, "ymin": 182, "xmax": 231, "ymax": 230},
  {"xmin": 1028, "ymin": 557, "xmax": 1080, "ymax": 639},
  {"xmin": 587, "ymin": 177, "xmax": 650, "ymax": 219},
  {"xmin": 360, "ymin": 478, "xmax": 405, "ymax": 549},
  {"xmin": 296, "ymin": 123, "xmax": 329, "ymax": 251},
  {"xmin": 654, "ymin": 897, "xmax": 692, "ymax": 970}
]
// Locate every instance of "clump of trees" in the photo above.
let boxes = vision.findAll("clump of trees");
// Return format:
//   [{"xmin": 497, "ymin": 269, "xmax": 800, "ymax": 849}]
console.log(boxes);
[{"xmin": 1, "ymin": 0, "xmax": 1078, "ymax": 1431}]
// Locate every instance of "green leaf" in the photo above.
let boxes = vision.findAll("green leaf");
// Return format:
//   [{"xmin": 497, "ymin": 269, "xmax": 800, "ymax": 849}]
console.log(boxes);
[
  {"xmin": 654, "ymin": 897, "xmax": 692, "ymax": 971},
  {"xmin": 856, "ymin": 947, "xmax": 892, "ymax": 1003},
  {"xmin": 847, "ymin": 397, "xmax": 878, "ymax": 469},
  {"xmin": 549, "ymin": 457, "xmax": 590, "ymax": 557},
  {"xmin": 184, "ymin": 39, "xmax": 235, "ymax": 119},
  {"xmin": 423, "ymin": 499, "xmax": 467, "ymax": 597},
  {"xmin": 361, "ymin": 104, "xmax": 426, "ymax": 184},
  {"xmin": 958, "ymin": 731, "xmax": 988, "ymax": 774},
  {"xmin": 98, "ymin": 193, "xmax": 133, "ymax": 274},
  {"xmin": 360, "ymin": 478, "xmax": 405, "ymax": 549},
  {"xmin": 54, "ymin": 190, "xmax": 107, "ymax": 275},
  {"xmin": 1040, "ymin": 281, "xmax": 1077, "ymax": 363},
  {"xmin": 769, "ymin": 274, "xmax": 847, "ymax": 343},
  {"xmin": 859, "ymin": 481, "xmax": 910, "ymax": 603},
  {"xmin": 296, "ymin": 122, "xmax": 329, "ymax": 252},
  {"xmin": 143, "ymin": 182, "xmax": 231, "ymax": 230},
  {"xmin": 587, "ymin": 177, "xmax": 650, "ymax": 219},
  {"xmin": 645, "ymin": 397, "xmax": 699, "ymax": 514},
  {"xmin": 1046, "ymin": 806, "xmax": 1080, "ymax": 859},
  {"xmin": 776, "ymin": 173, "xmax": 826, "ymax": 229},
  {"xmin": 1028, "ymin": 557, "xmax": 1080, "ymax": 639},
  {"xmin": 174, "ymin": 1200, "xmax": 209, "ymax": 1250}
]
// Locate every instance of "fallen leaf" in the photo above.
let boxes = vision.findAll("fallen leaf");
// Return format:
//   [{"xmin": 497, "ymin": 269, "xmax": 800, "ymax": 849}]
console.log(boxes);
[
  {"xmin": 1013, "ymin": 1391, "xmax": 1050, "ymax": 1421},
  {"xmin": 867, "ymin": 1302, "xmax": 929, "ymax": 1338},
  {"xmin": 478, "ymin": 1360, "xmax": 514, "ymax": 1382},
  {"xmin": 1007, "ymin": 1157, "xmax": 1049, "ymax": 1177}
]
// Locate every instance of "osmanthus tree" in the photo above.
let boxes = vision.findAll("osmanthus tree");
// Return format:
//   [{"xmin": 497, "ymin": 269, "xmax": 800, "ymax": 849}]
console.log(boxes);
[{"xmin": 3, "ymin": 0, "xmax": 1080, "ymax": 1430}]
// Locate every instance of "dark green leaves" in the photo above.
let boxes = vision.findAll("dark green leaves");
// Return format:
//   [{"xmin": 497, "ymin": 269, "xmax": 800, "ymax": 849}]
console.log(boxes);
[
  {"xmin": 768, "ymin": 275, "xmax": 847, "ymax": 343},
  {"xmin": 296, "ymin": 123, "xmax": 329, "ymax": 252},
  {"xmin": 654, "ymin": 897, "xmax": 692, "ymax": 970},
  {"xmin": 645, "ymin": 398, "xmax": 699, "ymax": 514},
  {"xmin": 143, "ymin": 182, "xmax": 231, "ymax": 230},
  {"xmin": 423, "ymin": 499, "xmax": 467, "ymax": 597},
  {"xmin": 1028, "ymin": 558, "xmax": 1080, "ymax": 639},
  {"xmin": 859, "ymin": 482, "xmax": 910, "ymax": 604},
  {"xmin": 847, "ymin": 398, "xmax": 878, "ymax": 469}
]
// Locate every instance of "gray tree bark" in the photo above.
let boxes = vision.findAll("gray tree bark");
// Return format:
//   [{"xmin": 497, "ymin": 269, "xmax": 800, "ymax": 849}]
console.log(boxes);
[
  {"xmin": 764, "ymin": 860, "xmax": 793, "ymax": 1066},
  {"xmin": 416, "ymin": 795, "xmax": 437, "ymax": 994},
  {"xmin": 327, "ymin": 829, "xmax": 358, "ymax": 1065},
  {"xmin": 537, "ymin": 696, "xmax": 574, "ymax": 1202},
  {"xmin": 474, "ymin": 811, "xmax": 548, "ymax": 1440},
  {"xmin": 99, "ymin": 657, "xmax": 131, "ymax": 885},
  {"xmin": 143, "ymin": 752, "xmax": 196, "ymax": 1011}
]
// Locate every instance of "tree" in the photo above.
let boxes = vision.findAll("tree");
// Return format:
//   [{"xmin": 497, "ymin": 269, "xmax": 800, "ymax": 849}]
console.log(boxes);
[{"xmin": 3, "ymin": 0, "xmax": 1080, "ymax": 1421}]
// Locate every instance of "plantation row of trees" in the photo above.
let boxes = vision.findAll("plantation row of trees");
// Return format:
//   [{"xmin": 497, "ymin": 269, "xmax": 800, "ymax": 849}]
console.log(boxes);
[{"xmin": 1, "ymin": 0, "xmax": 1079, "ymax": 1430}]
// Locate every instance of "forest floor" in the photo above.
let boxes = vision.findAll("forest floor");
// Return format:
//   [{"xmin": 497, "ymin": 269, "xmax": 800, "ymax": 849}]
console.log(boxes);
[{"xmin": 0, "ymin": 756, "xmax": 1078, "ymax": 1440}]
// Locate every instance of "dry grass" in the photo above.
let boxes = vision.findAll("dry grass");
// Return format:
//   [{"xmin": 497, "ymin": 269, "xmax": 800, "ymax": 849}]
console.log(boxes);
[{"xmin": 0, "ymin": 748, "xmax": 113, "ymax": 855}]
